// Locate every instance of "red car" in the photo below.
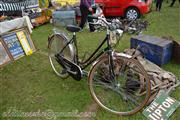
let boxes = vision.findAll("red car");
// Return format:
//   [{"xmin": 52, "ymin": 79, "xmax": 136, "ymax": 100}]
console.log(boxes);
[{"xmin": 95, "ymin": 0, "xmax": 152, "ymax": 20}]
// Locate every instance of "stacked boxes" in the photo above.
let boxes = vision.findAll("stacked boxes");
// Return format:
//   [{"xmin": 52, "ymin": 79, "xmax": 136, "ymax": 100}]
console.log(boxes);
[{"xmin": 52, "ymin": 10, "xmax": 76, "ymax": 27}]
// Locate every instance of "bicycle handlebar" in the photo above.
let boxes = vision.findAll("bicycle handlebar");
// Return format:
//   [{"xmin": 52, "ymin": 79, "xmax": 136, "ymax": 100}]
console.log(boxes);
[
  {"xmin": 88, "ymin": 15, "xmax": 126, "ymax": 31},
  {"xmin": 88, "ymin": 15, "xmax": 145, "ymax": 33},
  {"xmin": 88, "ymin": 15, "xmax": 111, "ymax": 29}
]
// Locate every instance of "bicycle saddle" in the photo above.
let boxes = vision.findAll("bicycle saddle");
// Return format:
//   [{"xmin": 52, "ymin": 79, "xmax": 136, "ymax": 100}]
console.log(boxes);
[{"xmin": 66, "ymin": 25, "xmax": 81, "ymax": 32}]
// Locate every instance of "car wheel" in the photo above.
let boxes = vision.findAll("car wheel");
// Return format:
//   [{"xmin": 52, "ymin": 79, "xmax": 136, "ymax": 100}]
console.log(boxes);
[{"xmin": 125, "ymin": 7, "xmax": 140, "ymax": 20}]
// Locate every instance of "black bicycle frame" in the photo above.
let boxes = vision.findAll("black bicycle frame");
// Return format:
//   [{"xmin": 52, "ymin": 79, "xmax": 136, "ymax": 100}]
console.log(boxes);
[
  {"xmin": 56, "ymin": 31, "xmax": 116, "ymax": 82},
  {"xmin": 59, "ymin": 32, "xmax": 115, "ymax": 78}
]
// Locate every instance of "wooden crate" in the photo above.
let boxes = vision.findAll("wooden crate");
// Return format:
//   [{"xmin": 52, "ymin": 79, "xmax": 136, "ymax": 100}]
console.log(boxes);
[{"xmin": 131, "ymin": 35, "xmax": 173, "ymax": 66}]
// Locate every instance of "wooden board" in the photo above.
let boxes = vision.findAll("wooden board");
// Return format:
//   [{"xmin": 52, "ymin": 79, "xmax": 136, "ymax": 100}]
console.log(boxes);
[{"xmin": 0, "ymin": 40, "xmax": 11, "ymax": 67}]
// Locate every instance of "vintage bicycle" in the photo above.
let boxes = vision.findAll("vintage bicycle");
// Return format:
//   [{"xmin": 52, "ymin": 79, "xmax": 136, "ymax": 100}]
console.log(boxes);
[{"xmin": 48, "ymin": 15, "xmax": 151, "ymax": 116}]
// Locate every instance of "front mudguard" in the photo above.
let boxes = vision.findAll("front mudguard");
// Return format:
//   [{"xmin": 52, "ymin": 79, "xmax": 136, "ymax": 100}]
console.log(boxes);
[{"xmin": 88, "ymin": 51, "xmax": 133, "ymax": 78}]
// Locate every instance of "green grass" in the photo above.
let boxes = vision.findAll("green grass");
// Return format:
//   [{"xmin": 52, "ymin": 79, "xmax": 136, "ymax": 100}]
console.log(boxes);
[{"xmin": 1, "ymin": 2, "xmax": 180, "ymax": 120}]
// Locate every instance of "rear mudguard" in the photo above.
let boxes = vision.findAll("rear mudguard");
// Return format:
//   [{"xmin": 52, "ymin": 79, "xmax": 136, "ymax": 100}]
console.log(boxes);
[{"xmin": 47, "ymin": 33, "xmax": 75, "ymax": 61}]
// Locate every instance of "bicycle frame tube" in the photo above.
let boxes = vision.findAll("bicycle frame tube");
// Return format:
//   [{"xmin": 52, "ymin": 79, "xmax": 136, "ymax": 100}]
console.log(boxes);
[
  {"xmin": 106, "ymin": 30, "xmax": 116, "ymax": 81},
  {"xmin": 80, "ymin": 34, "xmax": 111, "ymax": 69},
  {"xmin": 80, "ymin": 35, "xmax": 108, "ymax": 64},
  {"xmin": 72, "ymin": 33, "xmax": 79, "ymax": 64},
  {"xmin": 81, "ymin": 48, "xmax": 106, "ymax": 69},
  {"xmin": 58, "ymin": 30, "xmax": 114, "ymax": 71}
]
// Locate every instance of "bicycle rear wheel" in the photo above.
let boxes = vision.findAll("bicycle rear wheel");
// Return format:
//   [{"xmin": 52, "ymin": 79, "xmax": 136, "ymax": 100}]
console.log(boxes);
[
  {"xmin": 48, "ymin": 33, "xmax": 75, "ymax": 78},
  {"xmin": 88, "ymin": 55, "xmax": 151, "ymax": 115}
]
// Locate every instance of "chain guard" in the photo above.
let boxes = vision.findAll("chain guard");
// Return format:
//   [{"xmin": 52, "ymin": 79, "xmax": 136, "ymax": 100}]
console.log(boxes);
[{"xmin": 55, "ymin": 54, "xmax": 82, "ymax": 81}]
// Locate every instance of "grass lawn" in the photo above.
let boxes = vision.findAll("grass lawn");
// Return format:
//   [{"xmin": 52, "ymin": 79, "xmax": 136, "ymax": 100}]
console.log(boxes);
[{"xmin": 1, "ymin": 2, "xmax": 180, "ymax": 120}]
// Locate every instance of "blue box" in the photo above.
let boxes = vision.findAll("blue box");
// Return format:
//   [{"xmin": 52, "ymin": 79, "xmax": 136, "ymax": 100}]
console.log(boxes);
[
  {"xmin": 52, "ymin": 10, "xmax": 76, "ymax": 27},
  {"xmin": 131, "ymin": 35, "xmax": 173, "ymax": 66}
]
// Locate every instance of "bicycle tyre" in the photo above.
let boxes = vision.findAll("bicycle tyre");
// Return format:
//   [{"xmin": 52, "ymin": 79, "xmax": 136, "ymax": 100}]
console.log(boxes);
[
  {"xmin": 88, "ymin": 55, "xmax": 151, "ymax": 115},
  {"xmin": 48, "ymin": 33, "xmax": 75, "ymax": 78}
]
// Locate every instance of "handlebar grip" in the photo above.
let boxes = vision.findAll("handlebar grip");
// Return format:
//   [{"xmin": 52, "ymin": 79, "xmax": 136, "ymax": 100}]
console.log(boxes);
[{"xmin": 88, "ymin": 15, "xmax": 98, "ymax": 20}]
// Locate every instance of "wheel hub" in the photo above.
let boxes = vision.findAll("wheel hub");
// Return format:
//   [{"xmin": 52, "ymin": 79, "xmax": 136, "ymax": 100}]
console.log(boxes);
[{"xmin": 127, "ymin": 9, "xmax": 138, "ymax": 20}]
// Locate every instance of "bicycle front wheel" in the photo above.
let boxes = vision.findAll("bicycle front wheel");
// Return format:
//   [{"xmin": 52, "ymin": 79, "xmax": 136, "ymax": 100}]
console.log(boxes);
[
  {"xmin": 48, "ymin": 33, "xmax": 75, "ymax": 78},
  {"xmin": 88, "ymin": 56, "xmax": 151, "ymax": 115}
]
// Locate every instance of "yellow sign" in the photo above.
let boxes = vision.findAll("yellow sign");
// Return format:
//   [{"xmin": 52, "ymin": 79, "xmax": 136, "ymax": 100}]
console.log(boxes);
[
  {"xmin": 16, "ymin": 31, "xmax": 33, "ymax": 56},
  {"xmin": 39, "ymin": 0, "xmax": 49, "ymax": 8},
  {"xmin": 53, "ymin": 0, "xmax": 79, "ymax": 6}
]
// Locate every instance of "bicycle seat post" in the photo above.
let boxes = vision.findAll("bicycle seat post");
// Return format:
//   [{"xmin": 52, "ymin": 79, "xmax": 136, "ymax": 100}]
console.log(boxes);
[
  {"xmin": 73, "ymin": 32, "xmax": 79, "ymax": 64},
  {"xmin": 73, "ymin": 32, "xmax": 76, "ymax": 42},
  {"xmin": 73, "ymin": 32, "xmax": 77, "ymax": 48}
]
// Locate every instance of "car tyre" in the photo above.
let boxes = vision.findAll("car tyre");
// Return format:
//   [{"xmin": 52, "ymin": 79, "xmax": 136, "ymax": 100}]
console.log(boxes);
[{"xmin": 125, "ymin": 7, "xmax": 140, "ymax": 20}]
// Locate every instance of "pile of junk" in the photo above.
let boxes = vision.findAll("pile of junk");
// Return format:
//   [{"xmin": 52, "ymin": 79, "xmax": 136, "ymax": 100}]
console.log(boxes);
[{"xmin": 124, "ymin": 45, "xmax": 180, "ymax": 104}]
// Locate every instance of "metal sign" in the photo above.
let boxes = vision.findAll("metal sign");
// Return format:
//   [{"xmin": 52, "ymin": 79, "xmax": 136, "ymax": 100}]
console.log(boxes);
[
  {"xmin": 23, "ymin": 30, "xmax": 36, "ymax": 52},
  {"xmin": 16, "ymin": 31, "xmax": 33, "ymax": 56},
  {"xmin": 1, "ymin": 33, "xmax": 25, "ymax": 60},
  {"xmin": 143, "ymin": 91, "xmax": 180, "ymax": 120}
]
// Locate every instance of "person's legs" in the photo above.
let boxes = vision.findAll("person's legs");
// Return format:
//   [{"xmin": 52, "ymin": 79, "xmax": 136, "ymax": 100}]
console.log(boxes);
[
  {"xmin": 87, "ymin": 11, "xmax": 95, "ymax": 32},
  {"xmin": 170, "ymin": 0, "xmax": 176, "ymax": 6},
  {"xmin": 156, "ymin": 1, "xmax": 159, "ymax": 10},
  {"xmin": 79, "ymin": 6, "xmax": 89, "ymax": 29},
  {"xmin": 159, "ymin": 0, "xmax": 163, "ymax": 11}
]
